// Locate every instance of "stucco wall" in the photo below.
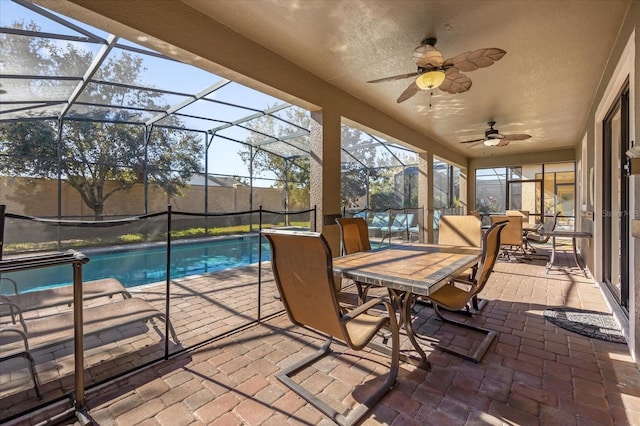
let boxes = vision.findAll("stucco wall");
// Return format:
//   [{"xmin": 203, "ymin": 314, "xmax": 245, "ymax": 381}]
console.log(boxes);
[
  {"xmin": 0, "ymin": 177, "xmax": 303, "ymax": 218},
  {"xmin": 575, "ymin": 2, "xmax": 639, "ymax": 366}
]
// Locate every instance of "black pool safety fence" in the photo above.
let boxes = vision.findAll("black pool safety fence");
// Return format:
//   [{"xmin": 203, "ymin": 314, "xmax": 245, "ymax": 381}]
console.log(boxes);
[{"xmin": 0, "ymin": 205, "xmax": 316, "ymax": 424}]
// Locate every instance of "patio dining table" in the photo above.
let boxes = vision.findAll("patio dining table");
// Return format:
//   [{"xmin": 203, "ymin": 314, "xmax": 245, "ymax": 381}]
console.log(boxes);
[{"xmin": 333, "ymin": 243, "xmax": 482, "ymax": 369}]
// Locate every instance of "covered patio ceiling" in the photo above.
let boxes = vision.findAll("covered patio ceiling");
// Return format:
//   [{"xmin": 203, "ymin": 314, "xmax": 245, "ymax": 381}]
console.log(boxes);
[{"xmin": 180, "ymin": 0, "xmax": 630, "ymax": 159}]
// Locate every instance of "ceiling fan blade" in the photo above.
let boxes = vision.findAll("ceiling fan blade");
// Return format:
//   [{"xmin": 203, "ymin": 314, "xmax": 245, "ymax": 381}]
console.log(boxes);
[
  {"xmin": 396, "ymin": 81, "xmax": 420, "ymax": 103},
  {"xmin": 439, "ymin": 71, "xmax": 472, "ymax": 94},
  {"xmin": 442, "ymin": 48, "xmax": 506, "ymax": 72},
  {"xmin": 367, "ymin": 72, "xmax": 419, "ymax": 83},
  {"xmin": 496, "ymin": 139, "xmax": 511, "ymax": 147},
  {"xmin": 502, "ymin": 133, "xmax": 531, "ymax": 141},
  {"xmin": 412, "ymin": 44, "xmax": 444, "ymax": 68},
  {"xmin": 468, "ymin": 141, "xmax": 486, "ymax": 148},
  {"xmin": 460, "ymin": 138, "xmax": 485, "ymax": 144}
]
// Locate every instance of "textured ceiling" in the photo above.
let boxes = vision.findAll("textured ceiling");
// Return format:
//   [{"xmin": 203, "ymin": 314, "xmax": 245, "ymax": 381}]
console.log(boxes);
[{"xmin": 182, "ymin": 0, "xmax": 630, "ymax": 159}]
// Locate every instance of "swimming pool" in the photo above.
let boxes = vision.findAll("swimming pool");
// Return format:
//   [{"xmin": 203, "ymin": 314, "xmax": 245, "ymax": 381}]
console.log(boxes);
[{"xmin": 1, "ymin": 235, "xmax": 272, "ymax": 293}]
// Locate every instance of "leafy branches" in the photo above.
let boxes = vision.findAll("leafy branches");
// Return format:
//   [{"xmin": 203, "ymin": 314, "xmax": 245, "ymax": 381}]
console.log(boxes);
[{"xmin": 0, "ymin": 20, "xmax": 202, "ymax": 218}]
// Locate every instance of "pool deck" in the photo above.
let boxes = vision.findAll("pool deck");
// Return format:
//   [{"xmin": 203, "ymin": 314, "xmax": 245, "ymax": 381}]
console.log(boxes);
[{"xmin": 2, "ymin": 245, "xmax": 640, "ymax": 425}]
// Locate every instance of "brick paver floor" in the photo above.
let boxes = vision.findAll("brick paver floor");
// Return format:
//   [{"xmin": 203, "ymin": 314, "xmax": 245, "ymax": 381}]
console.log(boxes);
[{"xmin": 5, "ymin": 245, "xmax": 640, "ymax": 425}]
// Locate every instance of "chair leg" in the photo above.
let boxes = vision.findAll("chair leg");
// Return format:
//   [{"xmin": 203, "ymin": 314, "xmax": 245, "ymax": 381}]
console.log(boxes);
[
  {"xmin": 417, "ymin": 293, "xmax": 488, "ymax": 316},
  {"xmin": 471, "ymin": 295, "xmax": 488, "ymax": 312},
  {"xmin": 431, "ymin": 304, "xmax": 496, "ymax": 363},
  {"xmin": 24, "ymin": 352, "xmax": 42, "ymax": 399},
  {"xmin": 148, "ymin": 313, "xmax": 180, "ymax": 344},
  {"xmin": 277, "ymin": 324, "xmax": 399, "ymax": 426},
  {"xmin": 4, "ymin": 329, "xmax": 42, "ymax": 398},
  {"xmin": 526, "ymin": 243, "xmax": 550, "ymax": 260},
  {"xmin": 355, "ymin": 282, "xmax": 373, "ymax": 304}
]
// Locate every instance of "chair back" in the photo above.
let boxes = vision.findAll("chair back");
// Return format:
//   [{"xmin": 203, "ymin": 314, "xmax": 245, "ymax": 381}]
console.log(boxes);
[
  {"xmin": 336, "ymin": 217, "xmax": 371, "ymax": 255},
  {"xmin": 262, "ymin": 229, "xmax": 348, "ymax": 341},
  {"xmin": 438, "ymin": 215, "xmax": 482, "ymax": 247},
  {"xmin": 491, "ymin": 215, "xmax": 522, "ymax": 246},
  {"xmin": 390, "ymin": 213, "xmax": 405, "ymax": 228},
  {"xmin": 545, "ymin": 211, "xmax": 562, "ymax": 232},
  {"xmin": 506, "ymin": 210, "xmax": 530, "ymax": 224},
  {"xmin": 433, "ymin": 209, "xmax": 442, "ymax": 229},
  {"xmin": 474, "ymin": 221, "xmax": 508, "ymax": 294},
  {"xmin": 530, "ymin": 211, "xmax": 562, "ymax": 243},
  {"xmin": 370, "ymin": 211, "xmax": 390, "ymax": 228},
  {"xmin": 391, "ymin": 213, "xmax": 414, "ymax": 228}
]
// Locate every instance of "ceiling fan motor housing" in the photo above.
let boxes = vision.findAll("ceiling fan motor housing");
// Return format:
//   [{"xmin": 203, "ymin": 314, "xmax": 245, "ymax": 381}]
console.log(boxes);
[{"xmin": 486, "ymin": 121, "xmax": 499, "ymax": 138}]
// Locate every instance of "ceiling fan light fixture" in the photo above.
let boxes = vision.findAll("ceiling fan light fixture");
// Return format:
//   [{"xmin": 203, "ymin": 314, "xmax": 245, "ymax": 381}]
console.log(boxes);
[
  {"xmin": 484, "ymin": 138, "xmax": 501, "ymax": 147},
  {"xmin": 415, "ymin": 70, "xmax": 446, "ymax": 90}
]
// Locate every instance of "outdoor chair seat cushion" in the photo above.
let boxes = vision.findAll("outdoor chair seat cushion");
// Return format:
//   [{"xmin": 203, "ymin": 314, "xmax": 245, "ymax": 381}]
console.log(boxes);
[
  {"xmin": 428, "ymin": 282, "xmax": 476, "ymax": 311},
  {"xmin": 344, "ymin": 312, "xmax": 388, "ymax": 348},
  {"xmin": 526, "ymin": 233, "xmax": 548, "ymax": 243},
  {"xmin": 0, "ymin": 277, "xmax": 131, "ymax": 314}
]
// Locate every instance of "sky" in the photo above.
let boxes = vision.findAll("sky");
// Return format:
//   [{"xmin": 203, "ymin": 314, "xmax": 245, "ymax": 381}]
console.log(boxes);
[
  {"xmin": 0, "ymin": 0, "xmax": 291, "ymax": 185},
  {"xmin": 1, "ymin": 0, "xmax": 419, "ymax": 188}
]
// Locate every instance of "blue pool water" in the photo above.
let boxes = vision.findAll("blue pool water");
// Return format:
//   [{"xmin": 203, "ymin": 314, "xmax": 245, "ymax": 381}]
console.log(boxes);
[{"xmin": 1, "ymin": 235, "xmax": 272, "ymax": 293}]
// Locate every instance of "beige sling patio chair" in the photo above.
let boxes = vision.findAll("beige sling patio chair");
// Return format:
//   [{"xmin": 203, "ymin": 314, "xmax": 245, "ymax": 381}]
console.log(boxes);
[
  {"xmin": 424, "ymin": 220, "xmax": 507, "ymax": 363},
  {"xmin": 0, "ymin": 277, "xmax": 131, "ymax": 314},
  {"xmin": 262, "ymin": 229, "xmax": 399, "ymax": 426},
  {"xmin": 506, "ymin": 209, "xmax": 530, "ymax": 224},
  {"xmin": 436, "ymin": 215, "xmax": 485, "ymax": 310},
  {"xmin": 0, "ymin": 297, "xmax": 178, "ymax": 398},
  {"xmin": 335, "ymin": 217, "xmax": 375, "ymax": 303},
  {"xmin": 438, "ymin": 215, "xmax": 483, "ymax": 248},
  {"xmin": 526, "ymin": 211, "xmax": 562, "ymax": 257},
  {"xmin": 491, "ymin": 215, "xmax": 525, "ymax": 260}
]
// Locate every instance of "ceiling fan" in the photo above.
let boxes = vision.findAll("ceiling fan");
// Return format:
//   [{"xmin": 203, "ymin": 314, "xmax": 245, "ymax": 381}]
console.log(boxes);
[
  {"xmin": 367, "ymin": 37, "xmax": 506, "ymax": 104},
  {"xmin": 460, "ymin": 121, "xmax": 531, "ymax": 147}
]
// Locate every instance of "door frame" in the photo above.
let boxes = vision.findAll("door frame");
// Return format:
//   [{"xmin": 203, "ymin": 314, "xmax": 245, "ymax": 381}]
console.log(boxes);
[
  {"xmin": 602, "ymin": 87, "xmax": 630, "ymax": 310},
  {"xmin": 593, "ymin": 32, "xmax": 634, "ymax": 351}
]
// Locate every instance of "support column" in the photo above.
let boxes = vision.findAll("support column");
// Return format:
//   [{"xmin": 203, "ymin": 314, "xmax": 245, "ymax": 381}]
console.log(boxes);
[
  {"xmin": 467, "ymin": 164, "xmax": 476, "ymax": 212},
  {"xmin": 459, "ymin": 166, "xmax": 468, "ymax": 214},
  {"xmin": 418, "ymin": 152, "xmax": 434, "ymax": 243},
  {"xmin": 309, "ymin": 109, "xmax": 342, "ymax": 255}
]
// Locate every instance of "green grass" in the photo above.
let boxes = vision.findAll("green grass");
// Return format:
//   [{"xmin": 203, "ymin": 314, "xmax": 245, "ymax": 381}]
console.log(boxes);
[{"xmin": 4, "ymin": 221, "xmax": 311, "ymax": 254}]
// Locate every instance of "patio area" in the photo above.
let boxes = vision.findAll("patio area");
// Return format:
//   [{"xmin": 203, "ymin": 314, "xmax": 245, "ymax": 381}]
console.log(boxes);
[{"xmin": 4, "ymin": 244, "xmax": 638, "ymax": 426}]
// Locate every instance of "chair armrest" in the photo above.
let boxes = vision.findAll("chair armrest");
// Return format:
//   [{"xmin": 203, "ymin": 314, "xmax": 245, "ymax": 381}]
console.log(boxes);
[
  {"xmin": 0, "ymin": 277, "xmax": 19, "ymax": 295},
  {"xmin": 449, "ymin": 278, "xmax": 478, "ymax": 291},
  {"xmin": 0, "ymin": 301, "xmax": 27, "ymax": 329},
  {"xmin": 341, "ymin": 297, "xmax": 390, "ymax": 321},
  {"xmin": 0, "ymin": 326, "xmax": 31, "ymax": 353}
]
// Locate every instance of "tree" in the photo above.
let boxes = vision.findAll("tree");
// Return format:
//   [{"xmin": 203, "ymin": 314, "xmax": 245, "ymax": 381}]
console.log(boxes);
[
  {"xmin": 238, "ymin": 107, "xmax": 405, "ymax": 212},
  {"xmin": 340, "ymin": 127, "xmax": 383, "ymax": 209},
  {"xmin": 238, "ymin": 106, "xmax": 310, "ymax": 211},
  {"xmin": 0, "ymin": 21, "xmax": 202, "ymax": 218}
]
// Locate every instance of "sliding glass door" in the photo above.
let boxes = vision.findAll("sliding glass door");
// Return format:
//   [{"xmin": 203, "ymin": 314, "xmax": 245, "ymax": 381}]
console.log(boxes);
[{"xmin": 602, "ymin": 84, "xmax": 630, "ymax": 311}]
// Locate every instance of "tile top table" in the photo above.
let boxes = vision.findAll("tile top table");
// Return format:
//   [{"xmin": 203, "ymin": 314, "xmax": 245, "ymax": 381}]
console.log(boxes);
[
  {"xmin": 333, "ymin": 243, "xmax": 482, "ymax": 367},
  {"xmin": 538, "ymin": 230, "xmax": 592, "ymax": 275},
  {"xmin": 333, "ymin": 243, "xmax": 482, "ymax": 297}
]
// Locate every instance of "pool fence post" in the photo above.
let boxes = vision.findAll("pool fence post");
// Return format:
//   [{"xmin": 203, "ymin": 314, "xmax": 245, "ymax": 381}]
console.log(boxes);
[
  {"xmin": 0, "ymin": 204, "xmax": 5, "ymax": 261},
  {"xmin": 72, "ymin": 252, "xmax": 92, "ymax": 425},
  {"xmin": 165, "ymin": 205, "xmax": 172, "ymax": 359},
  {"xmin": 257, "ymin": 205, "xmax": 263, "ymax": 321},
  {"xmin": 313, "ymin": 205, "xmax": 317, "ymax": 232}
]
